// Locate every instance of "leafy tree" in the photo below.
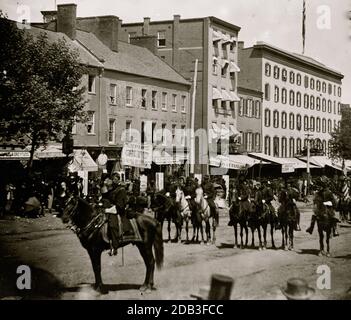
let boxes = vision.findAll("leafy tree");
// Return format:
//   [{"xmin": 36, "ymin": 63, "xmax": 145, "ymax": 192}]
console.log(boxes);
[
  {"xmin": 329, "ymin": 105, "xmax": 351, "ymax": 169},
  {"xmin": 0, "ymin": 13, "xmax": 87, "ymax": 174}
]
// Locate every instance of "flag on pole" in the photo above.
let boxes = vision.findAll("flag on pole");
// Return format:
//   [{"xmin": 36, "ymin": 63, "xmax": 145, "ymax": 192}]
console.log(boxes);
[
  {"xmin": 302, "ymin": 0, "xmax": 306, "ymax": 54},
  {"xmin": 343, "ymin": 179, "xmax": 350, "ymax": 201}
]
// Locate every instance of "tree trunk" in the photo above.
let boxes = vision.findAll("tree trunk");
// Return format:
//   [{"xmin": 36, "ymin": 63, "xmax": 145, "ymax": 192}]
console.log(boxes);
[{"xmin": 27, "ymin": 136, "xmax": 37, "ymax": 178}]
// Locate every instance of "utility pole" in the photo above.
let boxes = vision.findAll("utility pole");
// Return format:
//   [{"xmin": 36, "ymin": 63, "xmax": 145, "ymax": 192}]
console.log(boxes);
[
  {"xmin": 305, "ymin": 129, "xmax": 313, "ymax": 195},
  {"xmin": 190, "ymin": 59, "xmax": 198, "ymax": 175}
]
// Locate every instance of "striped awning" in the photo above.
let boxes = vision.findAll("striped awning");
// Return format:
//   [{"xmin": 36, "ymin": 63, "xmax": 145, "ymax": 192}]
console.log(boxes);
[
  {"xmin": 229, "ymin": 125, "xmax": 240, "ymax": 137},
  {"xmin": 212, "ymin": 87, "xmax": 222, "ymax": 100},
  {"xmin": 212, "ymin": 30, "xmax": 222, "ymax": 42},
  {"xmin": 230, "ymin": 61, "xmax": 240, "ymax": 73},
  {"xmin": 221, "ymin": 89, "xmax": 232, "ymax": 101},
  {"xmin": 230, "ymin": 91, "xmax": 240, "ymax": 102}
]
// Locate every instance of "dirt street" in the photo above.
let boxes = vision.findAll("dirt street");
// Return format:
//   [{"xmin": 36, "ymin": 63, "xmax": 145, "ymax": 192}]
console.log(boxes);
[{"xmin": 0, "ymin": 200, "xmax": 350, "ymax": 300}]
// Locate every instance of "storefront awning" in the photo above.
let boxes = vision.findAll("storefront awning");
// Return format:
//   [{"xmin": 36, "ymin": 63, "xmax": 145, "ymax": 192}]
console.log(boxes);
[
  {"xmin": 221, "ymin": 89, "xmax": 232, "ymax": 101},
  {"xmin": 212, "ymin": 30, "xmax": 222, "ymax": 42},
  {"xmin": 230, "ymin": 61, "xmax": 240, "ymax": 73},
  {"xmin": 230, "ymin": 91, "xmax": 240, "ymax": 102},
  {"xmin": 221, "ymin": 59, "xmax": 229, "ymax": 67},
  {"xmin": 210, "ymin": 122, "xmax": 221, "ymax": 140},
  {"xmin": 34, "ymin": 144, "xmax": 68, "ymax": 159},
  {"xmin": 229, "ymin": 125, "xmax": 240, "ymax": 137},
  {"xmin": 210, "ymin": 154, "xmax": 267, "ymax": 170},
  {"xmin": 221, "ymin": 124, "xmax": 230, "ymax": 140},
  {"xmin": 0, "ymin": 149, "xmax": 30, "ymax": 160},
  {"xmin": 299, "ymin": 156, "xmax": 343, "ymax": 171},
  {"xmin": 212, "ymin": 87, "xmax": 222, "ymax": 100},
  {"xmin": 68, "ymin": 149, "xmax": 98, "ymax": 172}
]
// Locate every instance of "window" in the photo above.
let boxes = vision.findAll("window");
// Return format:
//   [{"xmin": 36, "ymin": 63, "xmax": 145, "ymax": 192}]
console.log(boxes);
[
  {"xmin": 310, "ymin": 95, "xmax": 315, "ymax": 110},
  {"xmin": 338, "ymin": 87, "xmax": 342, "ymax": 97},
  {"xmin": 126, "ymin": 120, "xmax": 132, "ymax": 142},
  {"xmin": 296, "ymin": 92, "xmax": 301, "ymax": 107},
  {"xmin": 289, "ymin": 90, "xmax": 295, "ymax": 106},
  {"xmin": 265, "ymin": 136, "xmax": 271, "ymax": 155},
  {"xmin": 181, "ymin": 96, "xmax": 186, "ymax": 113},
  {"xmin": 328, "ymin": 119, "xmax": 332, "ymax": 133},
  {"xmin": 304, "ymin": 115, "xmax": 309, "ymax": 131},
  {"xmin": 282, "ymin": 69, "xmax": 287, "ymax": 82},
  {"xmin": 157, "ymin": 31, "xmax": 166, "ymax": 47},
  {"xmin": 141, "ymin": 89, "xmax": 147, "ymax": 108},
  {"xmin": 86, "ymin": 111, "xmax": 95, "ymax": 134},
  {"xmin": 152, "ymin": 91, "xmax": 157, "ymax": 109},
  {"xmin": 316, "ymin": 117, "xmax": 321, "ymax": 132},
  {"xmin": 88, "ymin": 75, "xmax": 96, "ymax": 93},
  {"xmin": 247, "ymin": 100, "xmax": 253, "ymax": 117},
  {"xmin": 128, "ymin": 32, "xmax": 137, "ymax": 43},
  {"xmin": 282, "ymin": 88, "xmax": 287, "ymax": 104},
  {"xmin": 222, "ymin": 43, "xmax": 228, "ymax": 59},
  {"xmin": 333, "ymin": 101, "xmax": 336, "ymax": 114},
  {"xmin": 297, "ymin": 138, "xmax": 302, "ymax": 154},
  {"xmin": 273, "ymin": 66, "xmax": 280, "ymax": 79},
  {"xmin": 296, "ymin": 114, "xmax": 302, "ymax": 131},
  {"xmin": 221, "ymin": 100, "xmax": 227, "ymax": 109},
  {"xmin": 304, "ymin": 94, "xmax": 309, "ymax": 109},
  {"xmin": 264, "ymin": 83, "xmax": 270, "ymax": 101},
  {"xmin": 322, "ymin": 118, "xmax": 326, "ymax": 133},
  {"xmin": 296, "ymin": 73, "xmax": 301, "ymax": 86},
  {"xmin": 281, "ymin": 137, "xmax": 287, "ymax": 157},
  {"xmin": 212, "ymin": 58, "xmax": 218, "ymax": 75},
  {"xmin": 273, "ymin": 137, "xmax": 280, "ymax": 157},
  {"xmin": 264, "ymin": 109, "xmax": 271, "ymax": 127},
  {"xmin": 338, "ymin": 102, "xmax": 341, "ymax": 115},
  {"xmin": 221, "ymin": 64, "xmax": 228, "ymax": 77},
  {"xmin": 151, "ymin": 122, "xmax": 156, "ymax": 143},
  {"xmin": 161, "ymin": 123, "xmax": 166, "ymax": 144},
  {"xmin": 274, "ymin": 86, "xmax": 279, "ymax": 102},
  {"xmin": 273, "ymin": 110, "xmax": 279, "ymax": 128},
  {"xmin": 289, "ymin": 113, "xmax": 295, "ymax": 130},
  {"xmin": 304, "ymin": 75, "xmax": 309, "ymax": 88},
  {"xmin": 108, "ymin": 119, "xmax": 116, "ymax": 144},
  {"xmin": 110, "ymin": 84, "xmax": 117, "ymax": 104},
  {"xmin": 289, "ymin": 71, "xmax": 295, "ymax": 84},
  {"xmin": 316, "ymin": 80, "xmax": 321, "ymax": 91},
  {"xmin": 281, "ymin": 112, "xmax": 287, "ymax": 129},
  {"xmin": 255, "ymin": 133, "xmax": 261, "ymax": 151},
  {"xmin": 172, "ymin": 124, "xmax": 176, "ymax": 143},
  {"xmin": 246, "ymin": 132, "xmax": 253, "ymax": 152},
  {"xmin": 328, "ymin": 83, "xmax": 332, "ymax": 95},
  {"xmin": 181, "ymin": 125, "xmax": 186, "ymax": 146},
  {"xmin": 141, "ymin": 121, "xmax": 145, "ymax": 144},
  {"xmin": 323, "ymin": 140, "xmax": 327, "ymax": 154},
  {"xmin": 316, "ymin": 97, "xmax": 321, "ymax": 111},
  {"xmin": 255, "ymin": 101, "xmax": 261, "ymax": 118},
  {"xmin": 322, "ymin": 98, "xmax": 326, "ymax": 112},
  {"xmin": 310, "ymin": 116, "xmax": 315, "ymax": 131},
  {"xmin": 161, "ymin": 92, "xmax": 168, "ymax": 110},
  {"xmin": 172, "ymin": 94, "xmax": 177, "ymax": 112},
  {"xmin": 265, "ymin": 63, "xmax": 271, "ymax": 76},
  {"xmin": 243, "ymin": 99, "xmax": 248, "ymax": 116},
  {"xmin": 239, "ymin": 98, "xmax": 244, "ymax": 116},
  {"xmin": 328, "ymin": 100, "xmax": 332, "ymax": 113},
  {"xmin": 310, "ymin": 78, "xmax": 315, "ymax": 90},
  {"xmin": 322, "ymin": 82, "xmax": 326, "ymax": 93},
  {"xmin": 328, "ymin": 140, "xmax": 332, "ymax": 156},
  {"xmin": 289, "ymin": 138, "xmax": 295, "ymax": 157},
  {"xmin": 126, "ymin": 86, "xmax": 133, "ymax": 106}
]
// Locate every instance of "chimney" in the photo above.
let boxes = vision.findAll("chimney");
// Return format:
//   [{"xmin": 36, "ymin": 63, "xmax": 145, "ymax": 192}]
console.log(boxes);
[
  {"xmin": 143, "ymin": 17, "xmax": 150, "ymax": 35},
  {"xmin": 96, "ymin": 16, "xmax": 119, "ymax": 52},
  {"xmin": 57, "ymin": 4, "xmax": 77, "ymax": 40},
  {"xmin": 173, "ymin": 14, "xmax": 181, "ymax": 69},
  {"xmin": 130, "ymin": 35, "xmax": 157, "ymax": 55},
  {"xmin": 238, "ymin": 41, "xmax": 245, "ymax": 50}
]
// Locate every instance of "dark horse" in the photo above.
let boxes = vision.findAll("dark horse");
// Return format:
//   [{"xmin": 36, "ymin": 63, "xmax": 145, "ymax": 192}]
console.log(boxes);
[
  {"xmin": 277, "ymin": 190, "xmax": 296, "ymax": 251},
  {"xmin": 260, "ymin": 202, "xmax": 277, "ymax": 249},
  {"xmin": 61, "ymin": 197, "xmax": 164, "ymax": 294},
  {"xmin": 150, "ymin": 191, "xmax": 183, "ymax": 242}
]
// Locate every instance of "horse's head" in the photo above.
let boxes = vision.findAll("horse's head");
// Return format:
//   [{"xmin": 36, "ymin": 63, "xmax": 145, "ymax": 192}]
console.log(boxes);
[
  {"xmin": 61, "ymin": 195, "xmax": 78, "ymax": 224},
  {"xmin": 195, "ymin": 187, "xmax": 203, "ymax": 204},
  {"xmin": 175, "ymin": 187, "xmax": 183, "ymax": 203}
]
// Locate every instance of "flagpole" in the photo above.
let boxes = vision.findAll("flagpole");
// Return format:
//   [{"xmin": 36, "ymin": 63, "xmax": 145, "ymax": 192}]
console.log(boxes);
[{"xmin": 302, "ymin": 0, "xmax": 306, "ymax": 54}]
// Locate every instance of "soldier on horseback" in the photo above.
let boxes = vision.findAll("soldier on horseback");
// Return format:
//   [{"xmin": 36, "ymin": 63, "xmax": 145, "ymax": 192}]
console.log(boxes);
[
  {"xmin": 201, "ymin": 175, "xmax": 217, "ymax": 218},
  {"xmin": 286, "ymin": 182, "xmax": 301, "ymax": 231},
  {"xmin": 183, "ymin": 176, "xmax": 197, "ymax": 212},
  {"xmin": 262, "ymin": 180, "xmax": 279, "ymax": 227}
]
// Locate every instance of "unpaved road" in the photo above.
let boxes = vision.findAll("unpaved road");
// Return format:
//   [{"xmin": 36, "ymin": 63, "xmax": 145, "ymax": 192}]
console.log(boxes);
[{"xmin": 0, "ymin": 200, "xmax": 350, "ymax": 300}]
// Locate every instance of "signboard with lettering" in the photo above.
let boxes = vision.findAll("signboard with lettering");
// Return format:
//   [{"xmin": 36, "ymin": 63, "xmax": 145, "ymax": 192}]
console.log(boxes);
[
  {"xmin": 281, "ymin": 163, "xmax": 295, "ymax": 173},
  {"xmin": 155, "ymin": 172, "xmax": 164, "ymax": 192},
  {"xmin": 140, "ymin": 175, "xmax": 148, "ymax": 193},
  {"xmin": 121, "ymin": 142, "xmax": 152, "ymax": 169},
  {"xmin": 0, "ymin": 151, "xmax": 30, "ymax": 160}
]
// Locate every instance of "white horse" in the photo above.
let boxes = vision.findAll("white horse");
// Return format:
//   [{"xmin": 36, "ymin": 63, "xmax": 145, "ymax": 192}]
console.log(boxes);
[
  {"xmin": 195, "ymin": 186, "xmax": 218, "ymax": 245},
  {"xmin": 175, "ymin": 187, "xmax": 192, "ymax": 242}
]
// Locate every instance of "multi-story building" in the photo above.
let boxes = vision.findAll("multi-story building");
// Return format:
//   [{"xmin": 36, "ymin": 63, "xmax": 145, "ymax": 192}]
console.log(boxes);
[
  {"xmin": 238, "ymin": 41, "xmax": 344, "ymax": 158},
  {"xmin": 33, "ymin": 4, "xmax": 191, "ymax": 179},
  {"xmin": 237, "ymin": 87, "xmax": 263, "ymax": 153},
  {"xmin": 119, "ymin": 16, "xmax": 241, "ymax": 174}
]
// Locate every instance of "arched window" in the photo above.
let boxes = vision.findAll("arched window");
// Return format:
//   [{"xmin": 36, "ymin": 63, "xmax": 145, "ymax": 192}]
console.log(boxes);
[
  {"xmin": 304, "ymin": 138, "xmax": 308, "ymax": 149},
  {"xmin": 310, "ymin": 95, "xmax": 315, "ymax": 110},
  {"xmin": 333, "ymin": 101, "xmax": 336, "ymax": 114},
  {"xmin": 281, "ymin": 137, "xmax": 287, "ymax": 157},
  {"xmin": 273, "ymin": 137, "xmax": 280, "ymax": 157},
  {"xmin": 310, "ymin": 116, "xmax": 315, "ymax": 131},
  {"xmin": 239, "ymin": 98, "xmax": 244, "ymax": 116},
  {"xmin": 316, "ymin": 80, "xmax": 321, "ymax": 91},
  {"xmin": 328, "ymin": 100, "xmax": 332, "ymax": 113},
  {"xmin": 328, "ymin": 140, "xmax": 332, "ymax": 156},
  {"xmin": 282, "ymin": 88, "xmax": 287, "ymax": 104},
  {"xmin": 282, "ymin": 112, "xmax": 287, "ymax": 129},
  {"xmin": 304, "ymin": 94, "xmax": 309, "ymax": 109},
  {"xmin": 255, "ymin": 101, "xmax": 261, "ymax": 118},
  {"xmin": 264, "ymin": 83, "xmax": 270, "ymax": 101},
  {"xmin": 322, "ymin": 118, "xmax": 326, "ymax": 133},
  {"xmin": 310, "ymin": 78, "xmax": 315, "ymax": 90},
  {"xmin": 338, "ymin": 87, "xmax": 342, "ymax": 97},
  {"xmin": 265, "ymin": 136, "xmax": 271, "ymax": 155},
  {"xmin": 289, "ymin": 138, "xmax": 295, "ymax": 157},
  {"xmin": 316, "ymin": 97, "xmax": 321, "ymax": 111},
  {"xmin": 255, "ymin": 133, "xmax": 261, "ymax": 151},
  {"xmin": 322, "ymin": 140, "xmax": 327, "ymax": 154},
  {"xmin": 297, "ymin": 138, "xmax": 302, "ymax": 154},
  {"xmin": 304, "ymin": 115, "xmax": 309, "ymax": 131},
  {"xmin": 304, "ymin": 75, "xmax": 309, "ymax": 88},
  {"xmin": 322, "ymin": 82, "xmax": 326, "ymax": 93},
  {"xmin": 274, "ymin": 86, "xmax": 279, "ymax": 102},
  {"xmin": 296, "ymin": 73, "xmax": 302, "ymax": 86},
  {"xmin": 265, "ymin": 63, "xmax": 271, "ymax": 76},
  {"xmin": 273, "ymin": 110, "xmax": 279, "ymax": 128},
  {"xmin": 296, "ymin": 92, "xmax": 301, "ymax": 107},
  {"xmin": 328, "ymin": 83, "xmax": 332, "ymax": 95},
  {"xmin": 338, "ymin": 102, "xmax": 341, "ymax": 115},
  {"xmin": 296, "ymin": 114, "xmax": 302, "ymax": 131},
  {"xmin": 289, "ymin": 90, "xmax": 295, "ymax": 105},
  {"xmin": 322, "ymin": 98, "xmax": 326, "ymax": 112},
  {"xmin": 273, "ymin": 66, "xmax": 280, "ymax": 79},
  {"xmin": 316, "ymin": 117, "xmax": 321, "ymax": 132},
  {"xmin": 282, "ymin": 69, "xmax": 287, "ymax": 81},
  {"xmin": 328, "ymin": 119, "xmax": 332, "ymax": 133},
  {"xmin": 289, "ymin": 112, "xmax": 295, "ymax": 130},
  {"xmin": 264, "ymin": 109, "xmax": 271, "ymax": 127},
  {"xmin": 289, "ymin": 71, "xmax": 295, "ymax": 84}
]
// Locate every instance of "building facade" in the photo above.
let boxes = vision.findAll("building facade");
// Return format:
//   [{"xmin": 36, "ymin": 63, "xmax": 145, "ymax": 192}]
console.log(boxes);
[
  {"xmin": 120, "ymin": 16, "xmax": 241, "ymax": 174},
  {"xmin": 33, "ymin": 4, "xmax": 191, "ymax": 179},
  {"xmin": 238, "ymin": 41, "xmax": 344, "ymax": 159}
]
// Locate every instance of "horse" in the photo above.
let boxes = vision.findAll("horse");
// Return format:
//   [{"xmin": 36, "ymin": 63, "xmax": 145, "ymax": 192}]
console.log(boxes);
[
  {"xmin": 260, "ymin": 201, "xmax": 277, "ymax": 249},
  {"xmin": 194, "ymin": 186, "xmax": 218, "ymax": 245},
  {"xmin": 246, "ymin": 199, "xmax": 265, "ymax": 250},
  {"xmin": 338, "ymin": 196, "xmax": 351, "ymax": 223},
  {"xmin": 61, "ymin": 196, "xmax": 164, "ymax": 294},
  {"xmin": 175, "ymin": 187, "xmax": 193, "ymax": 243},
  {"xmin": 150, "ymin": 191, "xmax": 183, "ymax": 242},
  {"xmin": 277, "ymin": 190, "xmax": 296, "ymax": 251}
]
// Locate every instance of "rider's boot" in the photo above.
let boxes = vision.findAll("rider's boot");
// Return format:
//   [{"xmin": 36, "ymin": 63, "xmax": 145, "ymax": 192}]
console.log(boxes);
[{"xmin": 306, "ymin": 215, "xmax": 316, "ymax": 234}]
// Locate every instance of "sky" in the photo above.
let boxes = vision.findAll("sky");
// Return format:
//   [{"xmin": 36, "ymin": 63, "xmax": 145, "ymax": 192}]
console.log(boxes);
[{"xmin": 2, "ymin": 0, "xmax": 350, "ymax": 103}]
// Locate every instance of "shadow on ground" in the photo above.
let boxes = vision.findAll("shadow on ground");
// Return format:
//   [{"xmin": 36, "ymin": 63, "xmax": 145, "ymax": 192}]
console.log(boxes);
[{"xmin": 297, "ymin": 248, "xmax": 321, "ymax": 256}]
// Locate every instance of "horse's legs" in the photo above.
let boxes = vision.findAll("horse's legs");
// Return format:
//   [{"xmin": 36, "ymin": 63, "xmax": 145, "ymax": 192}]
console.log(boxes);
[
  {"xmin": 233, "ymin": 223, "xmax": 238, "ymax": 248},
  {"xmin": 318, "ymin": 225, "xmax": 325, "ymax": 256},
  {"xmin": 250, "ymin": 227, "xmax": 255, "ymax": 248},
  {"xmin": 239, "ymin": 224, "xmax": 244, "ymax": 248},
  {"xmin": 288, "ymin": 223, "xmax": 294, "ymax": 250},
  {"xmin": 185, "ymin": 219, "xmax": 189, "ymax": 242},
  {"xmin": 87, "ymin": 247, "xmax": 107, "ymax": 294},
  {"xmin": 262, "ymin": 223, "xmax": 267, "ymax": 249},
  {"xmin": 137, "ymin": 243, "xmax": 155, "ymax": 291},
  {"xmin": 244, "ymin": 225, "xmax": 249, "ymax": 247},
  {"xmin": 212, "ymin": 218, "xmax": 216, "ymax": 245},
  {"xmin": 257, "ymin": 225, "xmax": 263, "ymax": 250},
  {"xmin": 271, "ymin": 221, "xmax": 276, "ymax": 249},
  {"xmin": 205, "ymin": 219, "xmax": 211, "ymax": 244},
  {"xmin": 167, "ymin": 218, "xmax": 171, "ymax": 242}
]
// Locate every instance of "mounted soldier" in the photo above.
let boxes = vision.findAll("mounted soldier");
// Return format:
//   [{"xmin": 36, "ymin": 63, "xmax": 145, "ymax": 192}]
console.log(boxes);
[
  {"xmin": 262, "ymin": 180, "xmax": 279, "ymax": 228},
  {"xmin": 286, "ymin": 182, "xmax": 301, "ymax": 231},
  {"xmin": 201, "ymin": 175, "xmax": 217, "ymax": 218},
  {"xmin": 183, "ymin": 176, "xmax": 197, "ymax": 212}
]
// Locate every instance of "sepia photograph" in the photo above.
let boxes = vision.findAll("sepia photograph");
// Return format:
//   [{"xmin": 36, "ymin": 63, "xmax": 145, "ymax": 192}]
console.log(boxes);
[{"xmin": 0, "ymin": 0, "xmax": 350, "ymax": 305}]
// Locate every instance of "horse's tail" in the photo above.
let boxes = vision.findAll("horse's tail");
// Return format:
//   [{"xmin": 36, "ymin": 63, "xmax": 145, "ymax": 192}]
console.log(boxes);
[{"xmin": 154, "ymin": 222, "xmax": 164, "ymax": 270}]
